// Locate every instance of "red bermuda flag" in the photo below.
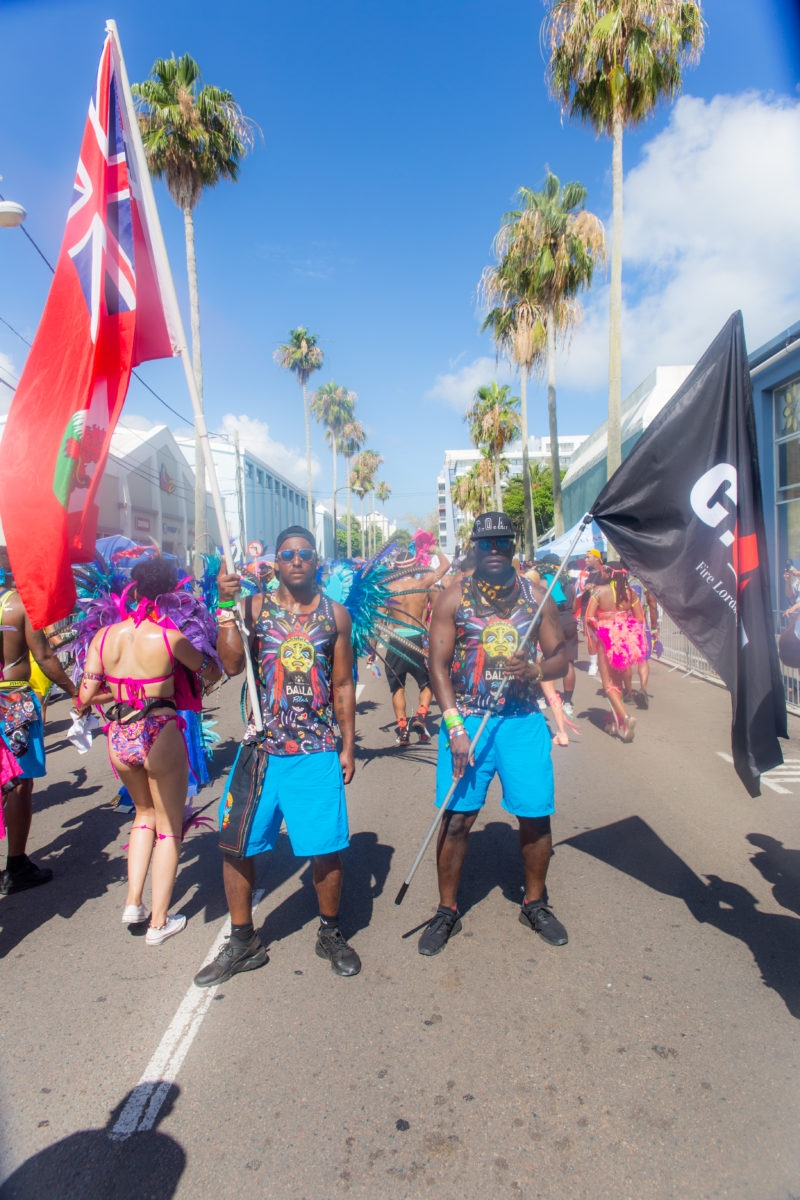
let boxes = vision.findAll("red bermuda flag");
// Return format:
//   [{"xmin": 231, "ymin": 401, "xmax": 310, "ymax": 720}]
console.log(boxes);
[{"xmin": 0, "ymin": 33, "xmax": 179, "ymax": 628}]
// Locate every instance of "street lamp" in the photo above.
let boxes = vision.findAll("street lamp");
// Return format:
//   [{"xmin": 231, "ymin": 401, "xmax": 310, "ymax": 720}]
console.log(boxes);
[
  {"xmin": 0, "ymin": 200, "xmax": 26, "ymax": 229},
  {"xmin": 0, "ymin": 179, "xmax": 26, "ymax": 229}
]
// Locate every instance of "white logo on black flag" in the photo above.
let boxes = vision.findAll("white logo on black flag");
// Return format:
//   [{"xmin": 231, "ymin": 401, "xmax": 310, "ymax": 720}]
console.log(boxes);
[{"xmin": 591, "ymin": 311, "xmax": 787, "ymax": 796}]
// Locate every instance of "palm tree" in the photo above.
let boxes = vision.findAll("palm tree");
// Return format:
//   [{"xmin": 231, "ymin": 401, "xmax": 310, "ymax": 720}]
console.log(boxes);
[
  {"xmin": 544, "ymin": 0, "xmax": 705, "ymax": 476},
  {"xmin": 376, "ymin": 480, "xmax": 392, "ymax": 543},
  {"xmin": 274, "ymin": 327, "xmax": 324, "ymax": 531},
  {"xmin": 492, "ymin": 175, "xmax": 605, "ymax": 533},
  {"xmin": 354, "ymin": 449, "xmax": 382, "ymax": 557},
  {"xmin": 464, "ymin": 382, "xmax": 521, "ymax": 510},
  {"xmin": 133, "ymin": 54, "xmax": 255, "ymax": 577},
  {"xmin": 339, "ymin": 418, "xmax": 365, "ymax": 558},
  {"xmin": 350, "ymin": 456, "xmax": 370, "ymax": 558},
  {"xmin": 311, "ymin": 382, "xmax": 355, "ymax": 558},
  {"xmin": 479, "ymin": 282, "xmax": 546, "ymax": 558}
]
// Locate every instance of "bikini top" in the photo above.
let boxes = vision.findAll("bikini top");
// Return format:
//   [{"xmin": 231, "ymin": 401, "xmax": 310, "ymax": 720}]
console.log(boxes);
[{"xmin": 98, "ymin": 621, "xmax": 175, "ymax": 709}]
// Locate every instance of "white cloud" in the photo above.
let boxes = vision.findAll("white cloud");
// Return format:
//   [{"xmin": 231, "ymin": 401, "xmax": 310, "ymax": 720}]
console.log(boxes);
[
  {"xmin": 619, "ymin": 91, "xmax": 800, "ymax": 381},
  {"xmin": 220, "ymin": 413, "xmax": 320, "ymax": 488},
  {"xmin": 425, "ymin": 354, "xmax": 517, "ymax": 412},
  {"xmin": 520, "ymin": 92, "xmax": 800, "ymax": 400}
]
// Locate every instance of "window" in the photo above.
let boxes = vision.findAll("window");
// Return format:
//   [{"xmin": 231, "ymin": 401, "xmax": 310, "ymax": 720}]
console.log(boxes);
[
  {"xmin": 775, "ymin": 376, "xmax": 800, "ymax": 571},
  {"xmin": 256, "ymin": 469, "xmax": 264, "ymax": 486}
]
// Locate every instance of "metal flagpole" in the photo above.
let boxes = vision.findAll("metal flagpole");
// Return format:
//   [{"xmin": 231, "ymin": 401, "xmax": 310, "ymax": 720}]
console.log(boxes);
[
  {"xmin": 107, "ymin": 20, "xmax": 263, "ymax": 731},
  {"xmin": 394, "ymin": 514, "xmax": 593, "ymax": 905}
]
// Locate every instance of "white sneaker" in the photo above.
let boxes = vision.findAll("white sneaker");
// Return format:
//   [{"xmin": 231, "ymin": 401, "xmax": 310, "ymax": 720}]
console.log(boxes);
[
  {"xmin": 562, "ymin": 700, "xmax": 575, "ymax": 717},
  {"xmin": 537, "ymin": 696, "xmax": 547, "ymax": 711},
  {"xmin": 587, "ymin": 659, "xmax": 598, "ymax": 677},
  {"xmin": 145, "ymin": 914, "xmax": 187, "ymax": 945},
  {"xmin": 122, "ymin": 904, "xmax": 147, "ymax": 925}
]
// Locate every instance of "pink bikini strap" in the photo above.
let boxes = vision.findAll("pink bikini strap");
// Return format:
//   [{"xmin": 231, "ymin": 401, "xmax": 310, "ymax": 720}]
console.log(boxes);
[
  {"xmin": 160, "ymin": 624, "xmax": 175, "ymax": 667},
  {"xmin": 99, "ymin": 626, "xmax": 111, "ymax": 672}
]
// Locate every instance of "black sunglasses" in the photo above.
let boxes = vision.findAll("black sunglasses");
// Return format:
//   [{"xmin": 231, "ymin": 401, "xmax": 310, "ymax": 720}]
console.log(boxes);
[
  {"xmin": 278, "ymin": 548, "xmax": 315, "ymax": 562},
  {"xmin": 475, "ymin": 537, "xmax": 514, "ymax": 553}
]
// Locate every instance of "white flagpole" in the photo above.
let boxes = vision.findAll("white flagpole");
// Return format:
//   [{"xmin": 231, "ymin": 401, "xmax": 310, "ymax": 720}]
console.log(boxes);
[{"xmin": 106, "ymin": 20, "xmax": 263, "ymax": 731}]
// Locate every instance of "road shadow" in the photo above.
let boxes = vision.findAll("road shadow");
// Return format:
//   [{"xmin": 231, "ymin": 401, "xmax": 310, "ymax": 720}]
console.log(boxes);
[
  {"xmin": 451, "ymin": 820, "xmax": 556, "ymax": 914},
  {"xmin": 25, "ymin": 766, "xmax": 106, "ymax": 817},
  {"xmin": 559, "ymin": 815, "xmax": 800, "ymax": 1020},
  {"xmin": 0, "ymin": 1085, "xmax": 185, "ymax": 1199},
  {"xmin": 747, "ymin": 833, "xmax": 800, "ymax": 918},
  {"xmin": 254, "ymin": 828, "xmax": 394, "ymax": 949},
  {"xmin": 0, "ymin": 802, "xmax": 128, "ymax": 959},
  {"xmin": 577, "ymin": 704, "xmax": 615, "ymax": 734}
]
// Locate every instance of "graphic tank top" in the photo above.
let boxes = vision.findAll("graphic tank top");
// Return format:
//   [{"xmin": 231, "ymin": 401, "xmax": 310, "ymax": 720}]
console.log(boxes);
[
  {"xmin": 252, "ymin": 592, "xmax": 338, "ymax": 754},
  {"xmin": 450, "ymin": 575, "xmax": 540, "ymax": 717}
]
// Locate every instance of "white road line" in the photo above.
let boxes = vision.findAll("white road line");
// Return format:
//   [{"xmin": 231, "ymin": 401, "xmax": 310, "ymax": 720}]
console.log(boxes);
[
  {"xmin": 716, "ymin": 751, "xmax": 793, "ymax": 794},
  {"xmin": 110, "ymin": 887, "xmax": 267, "ymax": 1141},
  {"xmin": 356, "ymin": 682, "xmax": 365, "ymax": 701}
]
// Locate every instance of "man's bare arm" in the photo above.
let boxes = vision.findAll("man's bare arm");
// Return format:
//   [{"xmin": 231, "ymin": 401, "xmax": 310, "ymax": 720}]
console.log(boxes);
[
  {"xmin": 25, "ymin": 618, "xmax": 77, "ymax": 698},
  {"xmin": 331, "ymin": 603, "xmax": 356, "ymax": 784},
  {"xmin": 428, "ymin": 584, "xmax": 460, "ymax": 713},
  {"xmin": 216, "ymin": 575, "xmax": 259, "ymax": 677}
]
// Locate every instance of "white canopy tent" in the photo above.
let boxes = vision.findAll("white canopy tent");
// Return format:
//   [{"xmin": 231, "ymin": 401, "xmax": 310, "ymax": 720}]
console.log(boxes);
[{"xmin": 534, "ymin": 518, "xmax": 606, "ymax": 561}]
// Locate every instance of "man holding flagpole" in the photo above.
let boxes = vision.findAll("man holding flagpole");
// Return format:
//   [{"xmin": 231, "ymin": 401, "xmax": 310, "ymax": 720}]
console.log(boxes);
[
  {"xmin": 418, "ymin": 512, "xmax": 569, "ymax": 956},
  {"xmin": 194, "ymin": 526, "xmax": 361, "ymax": 986}
]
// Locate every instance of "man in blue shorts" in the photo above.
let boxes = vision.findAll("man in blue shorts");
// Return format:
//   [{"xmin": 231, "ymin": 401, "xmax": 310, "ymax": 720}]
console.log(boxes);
[
  {"xmin": 194, "ymin": 526, "xmax": 359, "ymax": 985},
  {"xmin": 419, "ymin": 512, "xmax": 569, "ymax": 956}
]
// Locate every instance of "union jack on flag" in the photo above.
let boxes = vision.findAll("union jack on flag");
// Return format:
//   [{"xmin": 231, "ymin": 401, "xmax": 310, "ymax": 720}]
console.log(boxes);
[
  {"xmin": 66, "ymin": 55, "xmax": 136, "ymax": 343},
  {"xmin": 0, "ymin": 31, "xmax": 178, "ymax": 628}
]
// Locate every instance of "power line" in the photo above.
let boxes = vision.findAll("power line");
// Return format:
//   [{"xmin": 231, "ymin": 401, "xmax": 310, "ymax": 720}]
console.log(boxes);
[{"xmin": 1, "ymin": 197, "xmax": 195, "ymax": 426}]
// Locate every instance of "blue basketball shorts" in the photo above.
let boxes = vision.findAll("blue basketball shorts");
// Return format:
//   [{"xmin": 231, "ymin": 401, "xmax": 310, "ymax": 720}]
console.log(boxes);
[
  {"xmin": 435, "ymin": 711, "xmax": 554, "ymax": 818},
  {"xmin": 219, "ymin": 748, "xmax": 349, "ymax": 858}
]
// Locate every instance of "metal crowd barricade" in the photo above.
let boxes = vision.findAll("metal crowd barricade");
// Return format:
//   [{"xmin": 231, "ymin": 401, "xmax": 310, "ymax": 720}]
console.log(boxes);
[{"xmin": 657, "ymin": 610, "xmax": 800, "ymax": 717}]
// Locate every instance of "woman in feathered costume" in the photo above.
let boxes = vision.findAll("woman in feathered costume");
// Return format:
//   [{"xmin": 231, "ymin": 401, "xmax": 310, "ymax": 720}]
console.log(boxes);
[{"xmin": 74, "ymin": 555, "xmax": 222, "ymax": 944}]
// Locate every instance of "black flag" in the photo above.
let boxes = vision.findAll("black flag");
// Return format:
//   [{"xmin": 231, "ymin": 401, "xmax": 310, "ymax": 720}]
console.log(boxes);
[{"xmin": 592, "ymin": 312, "xmax": 787, "ymax": 796}]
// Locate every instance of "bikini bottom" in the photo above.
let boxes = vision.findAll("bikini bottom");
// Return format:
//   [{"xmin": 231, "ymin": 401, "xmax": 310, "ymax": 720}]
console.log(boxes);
[{"xmin": 108, "ymin": 703, "xmax": 186, "ymax": 769}]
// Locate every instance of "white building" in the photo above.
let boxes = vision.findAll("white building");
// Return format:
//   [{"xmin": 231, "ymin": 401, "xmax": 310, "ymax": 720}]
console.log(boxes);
[
  {"xmin": 173, "ymin": 433, "xmax": 337, "ymax": 557},
  {"xmin": 356, "ymin": 509, "xmax": 397, "ymax": 540},
  {"xmin": 0, "ymin": 414, "xmax": 221, "ymax": 564},
  {"xmin": 560, "ymin": 367, "xmax": 693, "ymax": 527},
  {"xmin": 436, "ymin": 434, "xmax": 588, "ymax": 553}
]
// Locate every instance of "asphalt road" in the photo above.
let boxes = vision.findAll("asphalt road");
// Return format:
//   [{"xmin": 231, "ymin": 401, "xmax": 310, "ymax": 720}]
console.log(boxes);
[{"xmin": 1, "ymin": 654, "xmax": 799, "ymax": 1200}]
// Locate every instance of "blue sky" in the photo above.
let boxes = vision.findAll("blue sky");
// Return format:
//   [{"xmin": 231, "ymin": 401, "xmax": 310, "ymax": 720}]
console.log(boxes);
[{"xmin": 1, "ymin": 0, "xmax": 799, "ymax": 529}]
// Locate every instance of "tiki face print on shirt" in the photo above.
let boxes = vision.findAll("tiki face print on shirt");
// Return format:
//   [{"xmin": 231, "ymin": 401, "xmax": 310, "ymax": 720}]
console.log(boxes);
[
  {"xmin": 252, "ymin": 593, "xmax": 338, "ymax": 754},
  {"xmin": 451, "ymin": 575, "xmax": 540, "ymax": 715}
]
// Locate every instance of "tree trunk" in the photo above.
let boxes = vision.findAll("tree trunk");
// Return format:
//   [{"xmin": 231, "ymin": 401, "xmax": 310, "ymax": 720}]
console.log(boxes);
[
  {"xmin": 607, "ymin": 112, "xmax": 624, "ymax": 480},
  {"xmin": 302, "ymin": 382, "xmax": 314, "ymax": 544},
  {"xmin": 346, "ymin": 456, "xmax": 352, "ymax": 558},
  {"xmin": 185, "ymin": 206, "xmax": 206, "ymax": 578},
  {"xmin": 547, "ymin": 308, "xmax": 564, "ymax": 536},
  {"xmin": 494, "ymin": 459, "xmax": 502, "ymax": 511},
  {"xmin": 519, "ymin": 367, "xmax": 537, "ymax": 558},
  {"xmin": 331, "ymin": 439, "xmax": 338, "ymax": 560}
]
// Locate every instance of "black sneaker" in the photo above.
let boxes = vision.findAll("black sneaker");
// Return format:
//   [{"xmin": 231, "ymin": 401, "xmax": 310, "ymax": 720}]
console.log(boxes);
[
  {"xmin": 418, "ymin": 905, "xmax": 462, "ymax": 956},
  {"xmin": 634, "ymin": 689, "xmax": 650, "ymax": 710},
  {"xmin": 0, "ymin": 857, "xmax": 53, "ymax": 895},
  {"xmin": 193, "ymin": 932, "xmax": 268, "ymax": 987},
  {"xmin": 315, "ymin": 926, "xmax": 361, "ymax": 976},
  {"xmin": 519, "ymin": 901, "xmax": 568, "ymax": 946},
  {"xmin": 409, "ymin": 715, "xmax": 431, "ymax": 743},
  {"xmin": 395, "ymin": 726, "xmax": 410, "ymax": 746}
]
